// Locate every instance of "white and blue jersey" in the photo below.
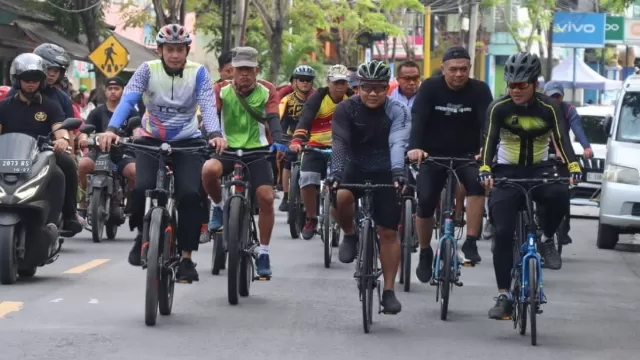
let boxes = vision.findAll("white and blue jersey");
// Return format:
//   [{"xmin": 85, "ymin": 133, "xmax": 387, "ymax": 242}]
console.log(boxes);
[{"xmin": 109, "ymin": 59, "xmax": 220, "ymax": 141}]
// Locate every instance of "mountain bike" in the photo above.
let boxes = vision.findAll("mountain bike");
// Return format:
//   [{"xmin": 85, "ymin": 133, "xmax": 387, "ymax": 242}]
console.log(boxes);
[
  {"xmin": 398, "ymin": 164, "xmax": 417, "ymax": 292},
  {"xmin": 287, "ymin": 152, "xmax": 305, "ymax": 239}
]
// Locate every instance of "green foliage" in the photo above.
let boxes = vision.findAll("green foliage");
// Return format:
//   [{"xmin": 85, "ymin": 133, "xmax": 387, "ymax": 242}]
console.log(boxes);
[
  {"xmin": 599, "ymin": 0, "xmax": 635, "ymax": 13},
  {"xmin": 25, "ymin": 0, "xmax": 108, "ymax": 41},
  {"xmin": 482, "ymin": 0, "xmax": 554, "ymax": 52}
]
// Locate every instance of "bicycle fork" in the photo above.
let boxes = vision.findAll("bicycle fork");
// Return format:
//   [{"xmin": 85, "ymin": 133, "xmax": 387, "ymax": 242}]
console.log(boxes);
[
  {"xmin": 431, "ymin": 219, "xmax": 464, "ymax": 289},
  {"xmin": 520, "ymin": 232, "xmax": 546, "ymax": 313}
]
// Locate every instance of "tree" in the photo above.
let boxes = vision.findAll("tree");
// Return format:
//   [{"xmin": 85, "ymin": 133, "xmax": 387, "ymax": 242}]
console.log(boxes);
[
  {"xmin": 378, "ymin": 0, "xmax": 423, "ymax": 61},
  {"xmin": 251, "ymin": 0, "xmax": 290, "ymax": 83}
]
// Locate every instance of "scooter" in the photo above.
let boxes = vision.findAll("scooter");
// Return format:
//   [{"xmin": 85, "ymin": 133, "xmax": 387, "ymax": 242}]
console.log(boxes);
[{"xmin": 0, "ymin": 118, "xmax": 84, "ymax": 284}]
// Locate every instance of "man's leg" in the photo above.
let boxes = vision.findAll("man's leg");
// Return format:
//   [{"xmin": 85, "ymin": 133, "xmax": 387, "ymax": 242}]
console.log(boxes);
[
  {"xmin": 77, "ymin": 155, "xmax": 95, "ymax": 210},
  {"xmin": 250, "ymin": 158, "xmax": 276, "ymax": 277},
  {"xmin": 414, "ymin": 163, "xmax": 447, "ymax": 282},
  {"xmin": 454, "ymin": 184, "xmax": 466, "ymax": 226},
  {"xmin": 54, "ymin": 152, "xmax": 82, "ymax": 234},
  {"xmin": 278, "ymin": 154, "xmax": 293, "ymax": 212},
  {"xmin": 201, "ymin": 158, "xmax": 229, "ymax": 231},
  {"xmin": 535, "ymin": 180, "xmax": 569, "ymax": 271},
  {"xmin": 335, "ymin": 188, "xmax": 358, "ymax": 263},
  {"xmin": 299, "ymin": 152, "xmax": 326, "ymax": 240},
  {"xmin": 459, "ymin": 165, "xmax": 485, "ymax": 264}
]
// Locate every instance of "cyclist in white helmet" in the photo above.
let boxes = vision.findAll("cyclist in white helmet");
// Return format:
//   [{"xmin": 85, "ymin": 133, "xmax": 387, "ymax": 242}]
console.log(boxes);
[{"xmin": 100, "ymin": 24, "xmax": 227, "ymax": 283}]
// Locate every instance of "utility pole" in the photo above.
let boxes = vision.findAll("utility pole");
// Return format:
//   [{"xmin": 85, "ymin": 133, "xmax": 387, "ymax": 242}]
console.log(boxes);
[
  {"xmin": 423, "ymin": 6, "xmax": 431, "ymax": 76},
  {"xmin": 467, "ymin": 1, "xmax": 480, "ymax": 78},
  {"xmin": 545, "ymin": 9, "xmax": 555, "ymax": 81},
  {"xmin": 179, "ymin": 0, "xmax": 186, "ymax": 25},
  {"xmin": 234, "ymin": 0, "xmax": 246, "ymax": 47}
]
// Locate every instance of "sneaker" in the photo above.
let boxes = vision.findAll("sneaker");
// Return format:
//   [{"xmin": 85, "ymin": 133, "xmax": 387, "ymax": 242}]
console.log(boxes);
[
  {"xmin": 488, "ymin": 294, "xmax": 513, "ymax": 320},
  {"xmin": 301, "ymin": 218, "xmax": 317, "ymax": 240},
  {"xmin": 256, "ymin": 254, "xmax": 272, "ymax": 277},
  {"xmin": 338, "ymin": 233, "xmax": 359, "ymax": 263},
  {"xmin": 380, "ymin": 290, "xmax": 402, "ymax": 314},
  {"xmin": 128, "ymin": 234, "xmax": 143, "ymax": 266},
  {"xmin": 199, "ymin": 223, "xmax": 210, "ymax": 244},
  {"xmin": 541, "ymin": 239, "xmax": 562, "ymax": 270},
  {"xmin": 482, "ymin": 221, "xmax": 494, "ymax": 240},
  {"xmin": 177, "ymin": 258, "xmax": 199, "ymax": 282},
  {"xmin": 461, "ymin": 238, "xmax": 481, "ymax": 264},
  {"xmin": 415, "ymin": 247, "xmax": 433, "ymax": 283},
  {"xmin": 63, "ymin": 218, "xmax": 83, "ymax": 235},
  {"xmin": 558, "ymin": 234, "xmax": 573, "ymax": 246},
  {"xmin": 208, "ymin": 206, "xmax": 223, "ymax": 231},
  {"xmin": 278, "ymin": 198, "xmax": 289, "ymax": 212}
]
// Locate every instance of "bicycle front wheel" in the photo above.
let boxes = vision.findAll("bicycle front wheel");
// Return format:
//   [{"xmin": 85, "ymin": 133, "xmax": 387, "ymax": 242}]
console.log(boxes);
[
  {"xmin": 144, "ymin": 208, "xmax": 164, "ymax": 326},
  {"xmin": 440, "ymin": 239, "xmax": 452, "ymax": 321},
  {"xmin": 227, "ymin": 197, "xmax": 245, "ymax": 305},
  {"xmin": 288, "ymin": 164, "xmax": 303, "ymax": 239},
  {"xmin": 402, "ymin": 198, "xmax": 413, "ymax": 292},
  {"xmin": 528, "ymin": 257, "xmax": 538, "ymax": 346},
  {"xmin": 322, "ymin": 186, "xmax": 332, "ymax": 268},
  {"xmin": 360, "ymin": 219, "xmax": 375, "ymax": 333}
]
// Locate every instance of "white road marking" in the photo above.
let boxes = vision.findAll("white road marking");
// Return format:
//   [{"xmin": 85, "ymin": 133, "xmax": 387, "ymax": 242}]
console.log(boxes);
[
  {"xmin": 88, "ymin": 298, "xmax": 99, "ymax": 304},
  {"xmin": 50, "ymin": 298, "xmax": 64, "ymax": 303}
]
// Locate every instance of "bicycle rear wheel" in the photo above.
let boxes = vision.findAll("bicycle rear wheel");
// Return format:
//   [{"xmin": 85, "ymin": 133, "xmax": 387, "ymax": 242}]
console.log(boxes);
[
  {"xmin": 158, "ymin": 218, "xmax": 176, "ymax": 316},
  {"xmin": 440, "ymin": 239, "xmax": 452, "ymax": 321},
  {"xmin": 528, "ymin": 258, "xmax": 538, "ymax": 346},
  {"xmin": 360, "ymin": 219, "xmax": 374, "ymax": 333},
  {"xmin": 322, "ymin": 186, "xmax": 333, "ymax": 268},
  {"xmin": 144, "ymin": 208, "xmax": 164, "ymax": 326},
  {"xmin": 402, "ymin": 198, "xmax": 413, "ymax": 292},
  {"xmin": 288, "ymin": 164, "xmax": 303, "ymax": 239},
  {"xmin": 227, "ymin": 197, "xmax": 245, "ymax": 305}
]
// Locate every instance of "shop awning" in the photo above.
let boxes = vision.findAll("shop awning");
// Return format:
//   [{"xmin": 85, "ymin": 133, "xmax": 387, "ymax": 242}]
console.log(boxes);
[{"xmin": 13, "ymin": 20, "xmax": 89, "ymax": 60}]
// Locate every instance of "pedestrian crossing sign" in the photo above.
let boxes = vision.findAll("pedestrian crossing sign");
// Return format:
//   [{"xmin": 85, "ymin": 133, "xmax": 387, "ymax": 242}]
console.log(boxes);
[{"xmin": 89, "ymin": 35, "xmax": 130, "ymax": 77}]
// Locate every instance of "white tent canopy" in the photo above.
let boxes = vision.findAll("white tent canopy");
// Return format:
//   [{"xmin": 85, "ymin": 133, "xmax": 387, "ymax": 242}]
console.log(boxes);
[{"xmin": 548, "ymin": 55, "xmax": 622, "ymax": 91}]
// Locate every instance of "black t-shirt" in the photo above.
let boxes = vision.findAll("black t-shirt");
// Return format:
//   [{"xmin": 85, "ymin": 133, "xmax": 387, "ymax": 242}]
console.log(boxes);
[
  {"xmin": 86, "ymin": 104, "xmax": 138, "ymax": 136},
  {"xmin": 409, "ymin": 75, "xmax": 494, "ymax": 156},
  {"xmin": 0, "ymin": 93, "xmax": 65, "ymax": 139}
]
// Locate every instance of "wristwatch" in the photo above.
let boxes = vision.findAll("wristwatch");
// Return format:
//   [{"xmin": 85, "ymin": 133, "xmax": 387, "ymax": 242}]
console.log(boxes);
[{"xmin": 61, "ymin": 135, "xmax": 70, "ymax": 143}]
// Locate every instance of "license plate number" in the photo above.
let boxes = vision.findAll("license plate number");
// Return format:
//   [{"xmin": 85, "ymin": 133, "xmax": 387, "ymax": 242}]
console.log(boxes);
[
  {"xmin": 0, "ymin": 159, "xmax": 32, "ymax": 173},
  {"xmin": 586, "ymin": 172, "xmax": 602, "ymax": 183},
  {"xmin": 95, "ymin": 158, "xmax": 111, "ymax": 172}
]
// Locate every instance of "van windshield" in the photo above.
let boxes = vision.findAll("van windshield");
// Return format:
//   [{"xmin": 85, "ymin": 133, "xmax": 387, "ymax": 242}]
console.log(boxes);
[
  {"xmin": 617, "ymin": 91, "xmax": 640, "ymax": 143},
  {"xmin": 579, "ymin": 116, "xmax": 608, "ymax": 144}
]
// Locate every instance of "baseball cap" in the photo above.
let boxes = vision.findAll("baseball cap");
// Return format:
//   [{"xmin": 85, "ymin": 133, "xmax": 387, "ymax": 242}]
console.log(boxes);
[
  {"xmin": 348, "ymin": 73, "xmax": 359, "ymax": 87},
  {"xmin": 327, "ymin": 64, "xmax": 349, "ymax": 82},
  {"xmin": 544, "ymin": 81, "xmax": 564, "ymax": 97},
  {"xmin": 105, "ymin": 76, "xmax": 126, "ymax": 87},
  {"xmin": 78, "ymin": 84, "xmax": 88, "ymax": 92},
  {"xmin": 232, "ymin": 47, "xmax": 259, "ymax": 68},
  {"xmin": 442, "ymin": 46, "xmax": 470, "ymax": 62}
]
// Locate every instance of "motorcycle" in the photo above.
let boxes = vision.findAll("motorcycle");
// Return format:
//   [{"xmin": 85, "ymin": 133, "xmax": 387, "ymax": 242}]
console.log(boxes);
[
  {"xmin": 0, "ymin": 118, "xmax": 84, "ymax": 284},
  {"xmin": 79, "ymin": 118, "xmax": 139, "ymax": 243}
]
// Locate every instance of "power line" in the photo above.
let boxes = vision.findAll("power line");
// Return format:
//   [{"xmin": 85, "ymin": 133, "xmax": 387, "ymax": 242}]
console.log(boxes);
[{"xmin": 43, "ymin": 0, "xmax": 102, "ymax": 13}]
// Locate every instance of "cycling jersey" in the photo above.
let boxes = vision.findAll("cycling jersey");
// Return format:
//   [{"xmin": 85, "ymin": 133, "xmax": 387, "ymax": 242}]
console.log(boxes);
[
  {"xmin": 332, "ymin": 97, "xmax": 411, "ymax": 175},
  {"xmin": 292, "ymin": 87, "xmax": 348, "ymax": 147},
  {"xmin": 279, "ymin": 89, "xmax": 315, "ymax": 135},
  {"xmin": 481, "ymin": 93, "xmax": 579, "ymax": 172},
  {"xmin": 214, "ymin": 79, "xmax": 283, "ymax": 149},
  {"xmin": 108, "ymin": 60, "xmax": 220, "ymax": 141}
]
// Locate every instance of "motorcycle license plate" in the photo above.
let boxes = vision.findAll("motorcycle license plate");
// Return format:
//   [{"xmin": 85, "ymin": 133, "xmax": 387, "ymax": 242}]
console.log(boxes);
[
  {"xmin": 0, "ymin": 159, "xmax": 32, "ymax": 173},
  {"xmin": 95, "ymin": 156, "xmax": 111, "ymax": 172}
]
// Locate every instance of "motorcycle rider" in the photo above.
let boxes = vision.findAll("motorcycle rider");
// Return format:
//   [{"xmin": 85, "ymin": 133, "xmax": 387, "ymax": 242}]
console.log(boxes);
[{"xmin": 0, "ymin": 53, "xmax": 70, "ymax": 242}]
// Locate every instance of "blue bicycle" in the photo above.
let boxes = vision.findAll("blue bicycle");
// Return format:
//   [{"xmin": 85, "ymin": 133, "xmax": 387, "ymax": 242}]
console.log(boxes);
[{"xmin": 494, "ymin": 176, "xmax": 570, "ymax": 346}]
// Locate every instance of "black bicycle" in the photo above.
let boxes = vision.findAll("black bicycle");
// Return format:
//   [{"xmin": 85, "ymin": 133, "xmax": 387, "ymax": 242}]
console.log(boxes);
[
  {"xmin": 118, "ymin": 140, "xmax": 204, "ymax": 326},
  {"xmin": 211, "ymin": 149, "xmax": 274, "ymax": 305},
  {"xmin": 335, "ymin": 181, "xmax": 396, "ymax": 334},
  {"xmin": 398, "ymin": 163, "xmax": 418, "ymax": 292},
  {"xmin": 287, "ymin": 152, "xmax": 306, "ymax": 239}
]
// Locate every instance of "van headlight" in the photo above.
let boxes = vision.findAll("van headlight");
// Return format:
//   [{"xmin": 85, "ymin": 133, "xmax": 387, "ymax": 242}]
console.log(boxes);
[
  {"xmin": 603, "ymin": 164, "xmax": 640, "ymax": 185},
  {"xmin": 15, "ymin": 165, "xmax": 49, "ymax": 203}
]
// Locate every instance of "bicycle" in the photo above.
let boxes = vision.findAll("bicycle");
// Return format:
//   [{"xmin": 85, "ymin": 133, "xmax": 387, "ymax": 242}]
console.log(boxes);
[
  {"xmin": 302, "ymin": 146, "xmax": 340, "ymax": 268},
  {"xmin": 334, "ymin": 181, "xmax": 396, "ymax": 334},
  {"xmin": 210, "ymin": 174, "xmax": 231, "ymax": 276},
  {"xmin": 287, "ymin": 152, "xmax": 305, "ymax": 239},
  {"xmin": 494, "ymin": 176, "xmax": 570, "ymax": 346},
  {"xmin": 210, "ymin": 148, "xmax": 274, "ymax": 305},
  {"xmin": 418, "ymin": 156, "xmax": 477, "ymax": 321},
  {"xmin": 398, "ymin": 164, "xmax": 417, "ymax": 292},
  {"xmin": 117, "ymin": 139, "xmax": 205, "ymax": 327}
]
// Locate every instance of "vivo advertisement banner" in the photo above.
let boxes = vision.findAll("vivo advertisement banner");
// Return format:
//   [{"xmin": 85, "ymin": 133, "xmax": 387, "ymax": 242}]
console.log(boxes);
[{"xmin": 552, "ymin": 12, "xmax": 606, "ymax": 48}]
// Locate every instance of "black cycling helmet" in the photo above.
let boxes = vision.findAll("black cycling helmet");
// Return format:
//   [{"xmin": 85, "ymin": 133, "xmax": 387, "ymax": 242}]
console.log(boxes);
[
  {"xmin": 10, "ymin": 53, "xmax": 47, "ymax": 89},
  {"xmin": 504, "ymin": 52, "xmax": 541, "ymax": 83},
  {"xmin": 356, "ymin": 60, "xmax": 391, "ymax": 81},
  {"xmin": 33, "ymin": 43, "xmax": 70, "ymax": 84},
  {"xmin": 293, "ymin": 65, "xmax": 316, "ymax": 78}
]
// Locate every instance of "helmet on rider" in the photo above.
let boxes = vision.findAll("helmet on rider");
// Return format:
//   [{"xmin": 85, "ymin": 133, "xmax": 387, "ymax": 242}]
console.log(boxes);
[
  {"xmin": 156, "ymin": 23, "xmax": 193, "ymax": 46},
  {"xmin": 356, "ymin": 60, "xmax": 392, "ymax": 82},
  {"xmin": 33, "ymin": 43, "xmax": 70, "ymax": 86},
  {"xmin": 293, "ymin": 65, "xmax": 316, "ymax": 79},
  {"xmin": 504, "ymin": 52, "xmax": 541, "ymax": 84},
  {"xmin": 155, "ymin": 24, "xmax": 192, "ymax": 73},
  {"xmin": 0, "ymin": 86, "xmax": 11, "ymax": 100},
  {"xmin": 356, "ymin": 60, "xmax": 391, "ymax": 108},
  {"xmin": 10, "ymin": 53, "xmax": 47, "ymax": 99}
]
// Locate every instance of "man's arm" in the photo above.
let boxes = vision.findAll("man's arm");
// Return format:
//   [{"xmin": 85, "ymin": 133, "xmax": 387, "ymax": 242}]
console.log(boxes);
[
  {"xmin": 264, "ymin": 81, "xmax": 284, "ymax": 142},
  {"xmin": 292, "ymin": 89, "xmax": 325, "ymax": 144},
  {"xmin": 476, "ymin": 82, "xmax": 494, "ymax": 152},
  {"xmin": 408, "ymin": 80, "xmax": 432, "ymax": 150},
  {"xmin": 195, "ymin": 66, "xmax": 222, "ymax": 138},
  {"xmin": 331, "ymin": 102, "xmax": 351, "ymax": 177},
  {"xmin": 386, "ymin": 100, "xmax": 411, "ymax": 171},
  {"xmin": 48, "ymin": 100, "xmax": 69, "ymax": 140},
  {"xmin": 107, "ymin": 63, "xmax": 149, "ymax": 132},
  {"xmin": 547, "ymin": 100, "xmax": 578, "ymax": 170},
  {"xmin": 566, "ymin": 105, "xmax": 591, "ymax": 149},
  {"xmin": 479, "ymin": 99, "xmax": 503, "ymax": 172}
]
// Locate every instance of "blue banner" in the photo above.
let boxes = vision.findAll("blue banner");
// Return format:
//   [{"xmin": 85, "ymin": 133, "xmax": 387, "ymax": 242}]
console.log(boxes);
[{"xmin": 552, "ymin": 12, "xmax": 605, "ymax": 48}]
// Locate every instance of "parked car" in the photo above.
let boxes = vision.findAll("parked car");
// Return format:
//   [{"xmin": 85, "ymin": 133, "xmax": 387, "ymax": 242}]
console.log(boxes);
[{"xmin": 598, "ymin": 75, "xmax": 640, "ymax": 249}]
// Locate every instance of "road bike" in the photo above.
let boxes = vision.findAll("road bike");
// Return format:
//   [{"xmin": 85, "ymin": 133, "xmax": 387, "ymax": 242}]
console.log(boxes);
[
  {"xmin": 398, "ymin": 164, "xmax": 418, "ymax": 292},
  {"xmin": 287, "ymin": 152, "xmax": 305, "ymax": 239}
]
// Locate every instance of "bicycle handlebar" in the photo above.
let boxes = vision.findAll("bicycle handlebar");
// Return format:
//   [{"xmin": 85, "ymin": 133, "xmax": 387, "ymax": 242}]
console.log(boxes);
[
  {"xmin": 336, "ymin": 183, "xmax": 396, "ymax": 190},
  {"xmin": 494, "ymin": 177, "xmax": 571, "ymax": 185},
  {"xmin": 216, "ymin": 149, "xmax": 273, "ymax": 157},
  {"xmin": 303, "ymin": 146, "xmax": 332, "ymax": 155}
]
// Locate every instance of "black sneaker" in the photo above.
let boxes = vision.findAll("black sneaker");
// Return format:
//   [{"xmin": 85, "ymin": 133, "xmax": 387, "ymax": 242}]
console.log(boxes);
[
  {"xmin": 415, "ymin": 247, "xmax": 433, "ymax": 283},
  {"xmin": 278, "ymin": 199, "xmax": 289, "ymax": 212},
  {"xmin": 541, "ymin": 240, "xmax": 562, "ymax": 270},
  {"xmin": 177, "ymin": 258, "xmax": 199, "ymax": 282},
  {"xmin": 338, "ymin": 233, "xmax": 359, "ymax": 263},
  {"xmin": 461, "ymin": 238, "xmax": 482, "ymax": 264},
  {"xmin": 63, "ymin": 218, "xmax": 83, "ymax": 235},
  {"xmin": 128, "ymin": 234, "xmax": 143, "ymax": 266},
  {"xmin": 488, "ymin": 294, "xmax": 513, "ymax": 320},
  {"xmin": 380, "ymin": 290, "xmax": 402, "ymax": 314},
  {"xmin": 558, "ymin": 234, "xmax": 573, "ymax": 246}
]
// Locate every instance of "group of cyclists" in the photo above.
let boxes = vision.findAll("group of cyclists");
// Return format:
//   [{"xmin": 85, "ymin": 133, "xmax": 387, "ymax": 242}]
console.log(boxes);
[{"xmin": 0, "ymin": 23, "xmax": 588, "ymax": 323}]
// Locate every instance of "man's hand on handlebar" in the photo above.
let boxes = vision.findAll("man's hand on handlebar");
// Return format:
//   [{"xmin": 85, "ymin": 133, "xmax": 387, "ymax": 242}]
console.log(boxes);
[
  {"xmin": 99, "ymin": 131, "xmax": 120, "ymax": 152},
  {"xmin": 392, "ymin": 168, "xmax": 407, "ymax": 194},
  {"xmin": 407, "ymin": 149, "xmax": 428, "ymax": 163},
  {"xmin": 289, "ymin": 142, "xmax": 302, "ymax": 153},
  {"xmin": 77, "ymin": 134, "xmax": 89, "ymax": 150},
  {"xmin": 52, "ymin": 138, "xmax": 69, "ymax": 154},
  {"xmin": 478, "ymin": 170, "xmax": 493, "ymax": 190},
  {"xmin": 208, "ymin": 137, "xmax": 228, "ymax": 154}
]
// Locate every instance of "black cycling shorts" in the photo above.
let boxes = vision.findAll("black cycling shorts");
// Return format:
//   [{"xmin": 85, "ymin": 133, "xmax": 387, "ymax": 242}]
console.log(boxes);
[
  {"xmin": 86, "ymin": 150, "xmax": 134, "ymax": 177},
  {"xmin": 416, "ymin": 161, "xmax": 483, "ymax": 218},
  {"xmin": 341, "ymin": 167, "xmax": 400, "ymax": 230},
  {"xmin": 220, "ymin": 155, "xmax": 274, "ymax": 196},
  {"xmin": 282, "ymin": 152, "xmax": 298, "ymax": 170}
]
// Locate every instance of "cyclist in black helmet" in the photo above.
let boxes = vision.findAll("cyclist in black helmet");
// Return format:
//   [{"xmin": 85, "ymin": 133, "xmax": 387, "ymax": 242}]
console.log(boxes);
[
  {"xmin": 480, "ymin": 52, "xmax": 582, "ymax": 320},
  {"xmin": 330, "ymin": 60, "xmax": 410, "ymax": 315}
]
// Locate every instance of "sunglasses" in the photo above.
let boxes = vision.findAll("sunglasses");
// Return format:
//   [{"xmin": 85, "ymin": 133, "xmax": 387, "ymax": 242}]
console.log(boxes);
[
  {"xmin": 507, "ymin": 82, "xmax": 531, "ymax": 90},
  {"xmin": 296, "ymin": 76, "xmax": 314, "ymax": 83},
  {"xmin": 399, "ymin": 75, "xmax": 421, "ymax": 82},
  {"xmin": 360, "ymin": 84, "xmax": 388, "ymax": 94}
]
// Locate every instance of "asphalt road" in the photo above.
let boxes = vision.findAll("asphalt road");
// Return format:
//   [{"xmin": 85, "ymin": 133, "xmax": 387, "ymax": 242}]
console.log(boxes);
[{"xmin": 2, "ymin": 202, "xmax": 640, "ymax": 360}]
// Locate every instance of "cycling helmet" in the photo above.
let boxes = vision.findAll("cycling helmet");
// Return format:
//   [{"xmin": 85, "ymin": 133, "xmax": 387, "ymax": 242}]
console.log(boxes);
[
  {"xmin": 293, "ymin": 65, "xmax": 316, "ymax": 78},
  {"xmin": 356, "ymin": 60, "xmax": 391, "ymax": 81},
  {"xmin": 0, "ymin": 86, "xmax": 11, "ymax": 100},
  {"xmin": 156, "ymin": 24, "xmax": 192, "ymax": 45},
  {"xmin": 10, "ymin": 53, "xmax": 47, "ymax": 88},
  {"xmin": 504, "ymin": 52, "xmax": 541, "ymax": 83},
  {"xmin": 33, "ymin": 43, "xmax": 70, "ymax": 69}
]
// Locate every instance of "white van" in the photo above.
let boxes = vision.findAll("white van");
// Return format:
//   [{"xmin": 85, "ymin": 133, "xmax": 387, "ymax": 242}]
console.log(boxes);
[{"xmin": 598, "ymin": 75, "xmax": 640, "ymax": 249}]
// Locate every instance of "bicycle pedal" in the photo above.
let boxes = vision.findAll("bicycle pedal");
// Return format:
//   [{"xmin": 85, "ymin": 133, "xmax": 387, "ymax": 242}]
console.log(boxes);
[
  {"xmin": 537, "ymin": 309, "xmax": 543, "ymax": 314},
  {"xmin": 254, "ymin": 275, "xmax": 271, "ymax": 281},
  {"xmin": 178, "ymin": 279, "xmax": 193, "ymax": 284},
  {"xmin": 462, "ymin": 261, "xmax": 475, "ymax": 267},
  {"xmin": 454, "ymin": 281, "xmax": 463, "ymax": 287},
  {"xmin": 501, "ymin": 316, "xmax": 511, "ymax": 320},
  {"xmin": 429, "ymin": 279, "xmax": 438, "ymax": 286}
]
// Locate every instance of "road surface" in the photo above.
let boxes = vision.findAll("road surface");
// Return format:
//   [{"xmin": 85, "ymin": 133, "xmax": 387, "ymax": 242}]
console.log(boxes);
[{"xmin": 2, "ymin": 202, "xmax": 640, "ymax": 360}]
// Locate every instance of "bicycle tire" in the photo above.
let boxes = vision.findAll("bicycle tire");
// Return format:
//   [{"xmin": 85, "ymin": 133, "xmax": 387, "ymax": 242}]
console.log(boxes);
[
  {"xmin": 211, "ymin": 232, "xmax": 225, "ymax": 275},
  {"xmin": 361, "ymin": 219, "xmax": 374, "ymax": 334},
  {"xmin": 402, "ymin": 198, "xmax": 413, "ymax": 292},
  {"xmin": 91, "ymin": 189, "xmax": 106, "ymax": 243},
  {"xmin": 288, "ymin": 164, "xmax": 303, "ymax": 239},
  {"xmin": 238, "ymin": 213, "xmax": 252, "ymax": 297},
  {"xmin": 227, "ymin": 197, "xmax": 244, "ymax": 305},
  {"xmin": 440, "ymin": 239, "xmax": 452, "ymax": 321},
  {"xmin": 158, "ymin": 220, "xmax": 176, "ymax": 316},
  {"xmin": 144, "ymin": 208, "xmax": 163, "ymax": 326},
  {"xmin": 322, "ymin": 186, "xmax": 332, "ymax": 268},
  {"xmin": 529, "ymin": 257, "xmax": 538, "ymax": 346}
]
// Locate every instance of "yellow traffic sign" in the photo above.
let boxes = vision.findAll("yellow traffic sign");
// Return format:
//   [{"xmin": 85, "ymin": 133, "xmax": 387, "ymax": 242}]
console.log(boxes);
[{"xmin": 88, "ymin": 35, "xmax": 129, "ymax": 77}]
